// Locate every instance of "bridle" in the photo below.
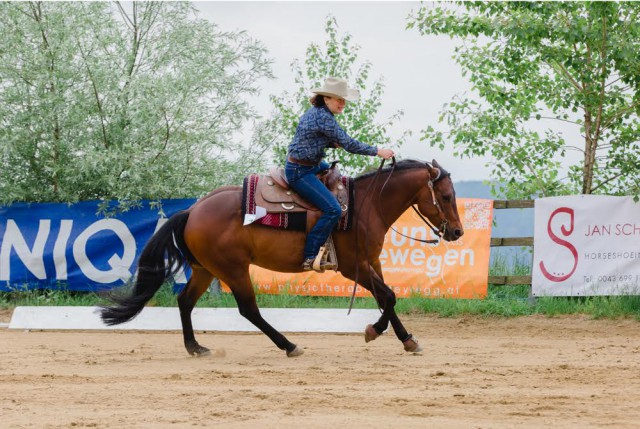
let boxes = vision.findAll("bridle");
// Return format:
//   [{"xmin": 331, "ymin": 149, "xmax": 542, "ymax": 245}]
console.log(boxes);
[
  {"xmin": 409, "ymin": 166, "xmax": 451, "ymax": 243},
  {"xmin": 378, "ymin": 159, "xmax": 450, "ymax": 245}
]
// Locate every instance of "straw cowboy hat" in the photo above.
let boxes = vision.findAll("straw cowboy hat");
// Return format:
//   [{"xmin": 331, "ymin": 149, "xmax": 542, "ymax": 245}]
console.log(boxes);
[{"xmin": 311, "ymin": 77, "xmax": 360, "ymax": 101}]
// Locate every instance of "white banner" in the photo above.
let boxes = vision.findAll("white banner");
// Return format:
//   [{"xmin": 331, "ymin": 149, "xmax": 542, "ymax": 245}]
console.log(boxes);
[{"xmin": 532, "ymin": 195, "xmax": 640, "ymax": 297}]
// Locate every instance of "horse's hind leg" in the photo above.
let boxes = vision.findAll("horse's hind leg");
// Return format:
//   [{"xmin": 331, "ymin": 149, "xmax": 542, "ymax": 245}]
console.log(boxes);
[
  {"xmin": 224, "ymin": 269, "xmax": 302, "ymax": 357},
  {"xmin": 178, "ymin": 266, "xmax": 214, "ymax": 356}
]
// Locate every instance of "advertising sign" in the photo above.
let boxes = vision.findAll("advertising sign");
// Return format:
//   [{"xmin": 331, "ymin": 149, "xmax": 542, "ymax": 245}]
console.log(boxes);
[
  {"xmin": 0, "ymin": 200, "xmax": 194, "ymax": 291},
  {"xmin": 532, "ymin": 195, "xmax": 640, "ymax": 296}
]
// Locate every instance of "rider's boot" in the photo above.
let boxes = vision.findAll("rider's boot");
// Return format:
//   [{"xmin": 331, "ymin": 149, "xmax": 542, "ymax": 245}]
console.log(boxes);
[{"xmin": 302, "ymin": 257, "xmax": 315, "ymax": 271}]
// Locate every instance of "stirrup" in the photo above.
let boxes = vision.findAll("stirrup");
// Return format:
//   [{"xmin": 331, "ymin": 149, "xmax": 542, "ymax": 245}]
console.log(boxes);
[
  {"xmin": 312, "ymin": 249, "xmax": 327, "ymax": 273},
  {"xmin": 312, "ymin": 236, "xmax": 338, "ymax": 273},
  {"xmin": 302, "ymin": 237, "xmax": 339, "ymax": 273},
  {"xmin": 301, "ymin": 254, "xmax": 328, "ymax": 273}
]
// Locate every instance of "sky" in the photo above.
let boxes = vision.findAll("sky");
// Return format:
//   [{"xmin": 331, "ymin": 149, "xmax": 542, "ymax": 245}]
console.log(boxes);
[{"xmin": 195, "ymin": 1, "xmax": 494, "ymax": 181}]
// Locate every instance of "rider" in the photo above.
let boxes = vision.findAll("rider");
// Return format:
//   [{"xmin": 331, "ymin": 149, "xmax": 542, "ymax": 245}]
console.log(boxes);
[{"xmin": 285, "ymin": 77, "xmax": 395, "ymax": 271}]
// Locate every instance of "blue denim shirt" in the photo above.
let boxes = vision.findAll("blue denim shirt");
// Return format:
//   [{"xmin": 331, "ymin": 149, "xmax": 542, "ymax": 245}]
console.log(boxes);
[{"xmin": 287, "ymin": 106, "xmax": 378, "ymax": 163}]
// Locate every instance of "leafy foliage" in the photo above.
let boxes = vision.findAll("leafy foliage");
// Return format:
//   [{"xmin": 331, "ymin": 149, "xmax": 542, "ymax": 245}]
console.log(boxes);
[
  {"xmin": 0, "ymin": 1, "xmax": 272, "ymax": 210},
  {"xmin": 265, "ymin": 16, "xmax": 408, "ymax": 176},
  {"xmin": 409, "ymin": 2, "xmax": 640, "ymax": 199}
]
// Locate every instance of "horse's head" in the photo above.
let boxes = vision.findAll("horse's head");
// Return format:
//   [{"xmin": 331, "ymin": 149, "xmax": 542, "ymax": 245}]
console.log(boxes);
[{"xmin": 415, "ymin": 159, "xmax": 464, "ymax": 242}]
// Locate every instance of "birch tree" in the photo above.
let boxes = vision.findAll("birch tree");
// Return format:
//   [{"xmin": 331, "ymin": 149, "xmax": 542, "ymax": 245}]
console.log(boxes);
[
  {"xmin": 0, "ymin": 1, "xmax": 272, "ymax": 211},
  {"xmin": 409, "ymin": 2, "xmax": 640, "ymax": 199}
]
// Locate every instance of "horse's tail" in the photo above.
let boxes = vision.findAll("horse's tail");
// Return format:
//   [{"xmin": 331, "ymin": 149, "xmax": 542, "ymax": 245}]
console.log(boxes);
[{"xmin": 100, "ymin": 210, "xmax": 194, "ymax": 326}]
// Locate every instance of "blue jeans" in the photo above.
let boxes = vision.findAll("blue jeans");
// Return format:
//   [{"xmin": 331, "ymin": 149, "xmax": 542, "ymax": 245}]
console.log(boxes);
[{"xmin": 285, "ymin": 160, "xmax": 342, "ymax": 260}]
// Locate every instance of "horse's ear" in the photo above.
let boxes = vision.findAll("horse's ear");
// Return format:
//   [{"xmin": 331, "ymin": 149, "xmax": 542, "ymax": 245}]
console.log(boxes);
[
  {"xmin": 431, "ymin": 159, "xmax": 441, "ymax": 168},
  {"xmin": 426, "ymin": 162, "xmax": 441, "ymax": 181}
]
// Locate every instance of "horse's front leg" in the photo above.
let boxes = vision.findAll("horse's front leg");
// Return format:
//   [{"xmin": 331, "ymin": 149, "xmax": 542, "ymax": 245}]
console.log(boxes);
[{"xmin": 360, "ymin": 261, "xmax": 423, "ymax": 353}]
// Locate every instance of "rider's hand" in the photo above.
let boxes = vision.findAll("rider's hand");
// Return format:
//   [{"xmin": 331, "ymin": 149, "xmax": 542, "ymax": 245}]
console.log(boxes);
[{"xmin": 377, "ymin": 148, "xmax": 395, "ymax": 160}]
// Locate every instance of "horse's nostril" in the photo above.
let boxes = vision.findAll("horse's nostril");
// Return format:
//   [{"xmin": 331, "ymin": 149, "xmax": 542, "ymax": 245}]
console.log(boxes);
[{"xmin": 455, "ymin": 229, "xmax": 464, "ymax": 238}]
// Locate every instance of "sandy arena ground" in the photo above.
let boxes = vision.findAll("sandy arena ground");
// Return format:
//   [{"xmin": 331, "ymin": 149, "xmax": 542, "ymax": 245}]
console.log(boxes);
[{"xmin": 1, "ymin": 310, "xmax": 639, "ymax": 429}]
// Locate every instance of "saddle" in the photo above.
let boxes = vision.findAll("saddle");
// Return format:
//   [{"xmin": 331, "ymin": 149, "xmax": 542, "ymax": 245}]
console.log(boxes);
[
  {"xmin": 242, "ymin": 164, "xmax": 352, "ymax": 273},
  {"xmin": 258, "ymin": 165, "xmax": 348, "ymax": 215},
  {"xmin": 242, "ymin": 163, "xmax": 353, "ymax": 233}
]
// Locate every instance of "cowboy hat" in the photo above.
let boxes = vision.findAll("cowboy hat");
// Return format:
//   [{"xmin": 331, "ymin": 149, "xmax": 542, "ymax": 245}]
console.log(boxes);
[{"xmin": 311, "ymin": 77, "xmax": 360, "ymax": 101}]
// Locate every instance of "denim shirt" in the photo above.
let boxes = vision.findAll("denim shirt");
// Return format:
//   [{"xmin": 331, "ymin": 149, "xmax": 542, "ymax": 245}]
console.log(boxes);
[{"xmin": 287, "ymin": 106, "xmax": 378, "ymax": 163}]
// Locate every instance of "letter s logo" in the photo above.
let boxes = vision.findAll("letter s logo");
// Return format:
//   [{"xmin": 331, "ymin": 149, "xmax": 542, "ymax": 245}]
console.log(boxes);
[{"xmin": 539, "ymin": 207, "xmax": 578, "ymax": 282}]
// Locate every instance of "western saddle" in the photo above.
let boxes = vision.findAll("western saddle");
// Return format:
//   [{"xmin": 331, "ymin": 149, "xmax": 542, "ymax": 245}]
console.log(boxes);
[{"xmin": 256, "ymin": 164, "xmax": 349, "ymax": 222}]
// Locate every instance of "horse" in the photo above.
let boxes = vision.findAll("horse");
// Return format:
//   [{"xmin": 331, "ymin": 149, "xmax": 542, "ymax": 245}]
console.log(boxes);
[{"xmin": 100, "ymin": 159, "xmax": 464, "ymax": 357}]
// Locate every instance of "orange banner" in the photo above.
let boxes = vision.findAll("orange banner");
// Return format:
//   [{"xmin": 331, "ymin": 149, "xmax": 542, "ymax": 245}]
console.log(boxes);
[{"xmin": 238, "ymin": 198, "xmax": 492, "ymax": 299}]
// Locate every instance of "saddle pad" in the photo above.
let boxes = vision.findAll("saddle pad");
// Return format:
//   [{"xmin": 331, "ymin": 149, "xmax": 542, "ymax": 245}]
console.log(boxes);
[{"xmin": 242, "ymin": 174, "xmax": 354, "ymax": 232}]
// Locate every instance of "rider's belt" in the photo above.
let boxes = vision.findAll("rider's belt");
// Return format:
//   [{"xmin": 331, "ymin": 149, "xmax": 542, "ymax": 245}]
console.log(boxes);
[{"xmin": 287, "ymin": 156, "xmax": 317, "ymax": 167}]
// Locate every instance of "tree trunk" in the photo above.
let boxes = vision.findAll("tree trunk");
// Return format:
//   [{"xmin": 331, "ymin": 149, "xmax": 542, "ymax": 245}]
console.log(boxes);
[{"xmin": 582, "ymin": 111, "xmax": 596, "ymax": 194}]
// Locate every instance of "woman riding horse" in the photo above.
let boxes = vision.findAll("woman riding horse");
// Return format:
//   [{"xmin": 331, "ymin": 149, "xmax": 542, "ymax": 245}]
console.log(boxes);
[{"xmin": 285, "ymin": 77, "xmax": 395, "ymax": 271}]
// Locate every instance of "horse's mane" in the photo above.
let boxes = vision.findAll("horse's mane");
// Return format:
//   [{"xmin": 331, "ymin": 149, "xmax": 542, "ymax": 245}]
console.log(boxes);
[{"xmin": 354, "ymin": 159, "xmax": 429, "ymax": 182}]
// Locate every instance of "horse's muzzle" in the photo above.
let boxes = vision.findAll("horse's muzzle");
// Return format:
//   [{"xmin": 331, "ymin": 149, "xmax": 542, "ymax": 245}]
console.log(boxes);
[{"xmin": 444, "ymin": 228, "xmax": 464, "ymax": 241}]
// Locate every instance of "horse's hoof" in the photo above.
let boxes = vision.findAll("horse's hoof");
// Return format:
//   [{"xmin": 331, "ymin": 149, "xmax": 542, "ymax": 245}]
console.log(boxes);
[
  {"xmin": 188, "ymin": 345, "xmax": 211, "ymax": 357},
  {"xmin": 286, "ymin": 346, "xmax": 304, "ymax": 357},
  {"xmin": 403, "ymin": 336, "xmax": 423, "ymax": 353},
  {"xmin": 364, "ymin": 324, "xmax": 380, "ymax": 343},
  {"xmin": 194, "ymin": 348, "xmax": 211, "ymax": 357}
]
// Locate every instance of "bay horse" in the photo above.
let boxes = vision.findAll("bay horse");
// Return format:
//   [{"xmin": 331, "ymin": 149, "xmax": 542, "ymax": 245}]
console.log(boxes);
[{"xmin": 100, "ymin": 159, "xmax": 464, "ymax": 357}]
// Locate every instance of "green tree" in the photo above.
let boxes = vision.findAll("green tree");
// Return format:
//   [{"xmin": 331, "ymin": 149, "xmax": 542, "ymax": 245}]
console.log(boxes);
[
  {"xmin": 409, "ymin": 2, "xmax": 640, "ymax": 199},
  {"xmin": 266, "ymin": 16, "xmax": 408, "ymax": 176},
  {"xmin": 0, "ymin": 1, "xmax": 272, "ymax": 211}
]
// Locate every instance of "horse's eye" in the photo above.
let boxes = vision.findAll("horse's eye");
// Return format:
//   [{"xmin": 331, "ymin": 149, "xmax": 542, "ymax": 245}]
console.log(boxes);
[{"xmin": 442, "ymin": 195, "xmax": 452, "ymax": 203}]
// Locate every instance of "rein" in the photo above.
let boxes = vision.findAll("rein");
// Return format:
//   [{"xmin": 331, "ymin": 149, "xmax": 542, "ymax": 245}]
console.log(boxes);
[
  {"xmin": 348, "ymin": 158, "xmax": 390, "ymax": 315},
  {"xmin": 377, "ymin": 161, "xmax": 449, "ymax": 245}
]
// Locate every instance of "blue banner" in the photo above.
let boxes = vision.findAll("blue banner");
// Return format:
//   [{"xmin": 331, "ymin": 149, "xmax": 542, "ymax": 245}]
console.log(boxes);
[{"xmin": 0, "ymin": 199, "xmax": 195, "ymax": 291}]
